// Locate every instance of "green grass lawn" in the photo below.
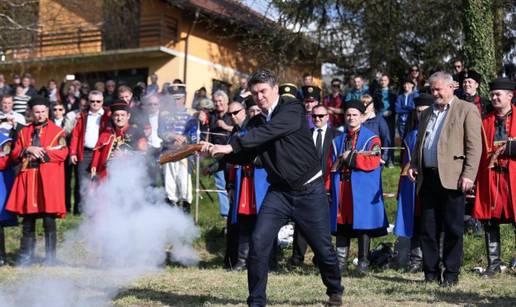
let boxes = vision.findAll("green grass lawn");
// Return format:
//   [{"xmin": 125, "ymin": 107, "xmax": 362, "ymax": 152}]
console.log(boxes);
[{"xmin": 1, "ymin": 165, "xmax": 515, "ymax": 306}]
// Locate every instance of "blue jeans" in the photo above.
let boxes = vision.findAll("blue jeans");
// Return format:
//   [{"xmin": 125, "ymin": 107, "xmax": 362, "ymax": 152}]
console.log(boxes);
[
  {"xmin": 214, "ymin": 170, "xmax": 229, "ymax": 217},
  {"xmin": 247, "ymin": 178, "xmax": 343, "ymax": 306}
]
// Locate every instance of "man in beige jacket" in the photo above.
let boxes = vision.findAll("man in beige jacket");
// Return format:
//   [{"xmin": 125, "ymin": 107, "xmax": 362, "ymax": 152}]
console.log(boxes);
[{"xmin": 408, "ymin": 71, "xmax": 482, "ymax": 287}]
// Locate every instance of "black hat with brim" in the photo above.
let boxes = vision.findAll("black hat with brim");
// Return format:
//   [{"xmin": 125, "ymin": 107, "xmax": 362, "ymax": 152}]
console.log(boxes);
[
  {"xmin": 345, "ymin": 100, "xmax": 366, "ymax": 114},
  {"xmin": 458, "ymin": 70, "xmax": 482, "ymax": 84},
  {"xmin": 110, "ymin": 102, "xmax": 130, "ymax": 113},
  {"xmin": 28, "ymin": 96, "xmax": 50, "ymax": 109},
  {"xmin": 244, "ymin": 96, "xmax": 257, "ymax": 109},
  {"xmin": 489, "ymin": 78, "xmax": 515, "ymax": 91},
  {"xmin": 302, "ymin": 86, "xmax": 321, "ymax": 101},
  {"xmin": 279, "ymin": 83, "xmax": 298, "ymax": 98}
]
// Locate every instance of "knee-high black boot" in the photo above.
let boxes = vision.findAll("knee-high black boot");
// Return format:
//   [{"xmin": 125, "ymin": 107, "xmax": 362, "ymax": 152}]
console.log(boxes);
[
  {"xmin": 18, "ymin": 216, "xmax": 36, "ymax": 266},
  {"xmin": 356, "ymin": 234, "xmax": 370, "ymax": 273},
  {"xmin": 483, "ymin": 220, "xmax": 501, "ymax": 276},
  {"xmin": 233, "ymin": 237, "xmax": 249, "ymax": 271},
  {"xmin": 43, "ymin": 215, "xmax": 57, "ymax": 266},
  {"xmin": 0, "ymin": 226, "xmax": 6, "ymax": 266},
  {"xmin": 407, "ymin": 234, "xmax": 423, "ymax": 273},
  {"xmin": 336, "ymin": 235, "xmax": 350, "ymax": 274}
]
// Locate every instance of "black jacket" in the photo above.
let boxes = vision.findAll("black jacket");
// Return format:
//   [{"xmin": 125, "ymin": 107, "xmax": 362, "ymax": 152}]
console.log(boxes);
[
  {"xmin": 228, "ymin": 96, "xmax": 320, "ymax": 191},
  {"xmin": 311, "ymin": 126, "xmax": 339, "ymax": 176}
]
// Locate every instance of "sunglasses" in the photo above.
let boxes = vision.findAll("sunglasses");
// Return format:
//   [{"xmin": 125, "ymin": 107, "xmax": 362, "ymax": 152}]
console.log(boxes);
[
  {"xmin": 332, "ymin": 84, "xmax": 341, "ymax": 88},
  {"xmin": 411, "ymin": 69, "xmax": 419, "ymax": 72},
  {"xmin": 228, "ymin": 109, "xmax": 243, "ymax": 116},
  {"xmin": 312, "ymin": 114, "xmax": 327, "ymax": 119},
  {"xmin": 454, "ymin": 65, "xmax": 462, "ymax": 68},
  {"xmin": 53, "ymin": 108, "xmax": 64, "ymax": 111},
  {"xmin": 89, "ymin": 100, "xmax": 102, "ymax": 103}
]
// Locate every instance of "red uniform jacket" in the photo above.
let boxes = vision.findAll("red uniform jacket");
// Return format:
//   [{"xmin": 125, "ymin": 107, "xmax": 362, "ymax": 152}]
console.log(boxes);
[
  {"xmin": 69, "ymin": 109, "xmax": 111, "ymax": 161},
  {"xmin": 90, "ymin": 125, "xmax": 148, "ymax": 179},
  {"xmin": 473, "ymin": 104, "xmax": 516, "ymax": 222},
  {"xmin": 6, "ymin": 121, "xmax": 68, "ymax": 218}
]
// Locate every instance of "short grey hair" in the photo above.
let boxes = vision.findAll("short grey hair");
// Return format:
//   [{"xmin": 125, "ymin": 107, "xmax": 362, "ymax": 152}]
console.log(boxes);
[
  {"xmin": 213, "ymin": 90, "xmax": 229, "ymax": 103},
  {"xmin": 88, "ymin": 90, "xmax": 104, "ymax": 100},
  {"xmin": 428, "ymin": 71, "xmax": 454, "ymax": 85}
]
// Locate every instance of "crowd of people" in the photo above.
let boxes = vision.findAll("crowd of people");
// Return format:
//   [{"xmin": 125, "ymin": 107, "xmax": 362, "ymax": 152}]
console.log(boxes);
[{"xmin": 0, "ymin": 60, "xmax": 514, "ymax": 306}]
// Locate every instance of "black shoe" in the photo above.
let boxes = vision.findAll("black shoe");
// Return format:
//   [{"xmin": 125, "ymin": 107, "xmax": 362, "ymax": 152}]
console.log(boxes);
[
  {"xmin": 424, "ymin": 273, "xmax": 441, "ymax": 284},
  {"xmin": 406, "ymin": 263, "xmax": 423, "ymax": 273},
  {"xmin": 178, "ymin": 200, "xmax": 191, "ymax": 214},
  {"xmin": 482, "ymin": 265, "xmax": 501, "ymax": 277},
  {"xmin": 440, "ymin": 279, "xmax": 458, "ymax": 288},
  {"xmin": 355, "ymin": 261, "xmax": 369, "ymax": 274},
  {"xmin": 287, "ymin": 257, "xmax": 303, "ymax": 268},
  {"xmin": 326, "ymin": 293, "xmax": 343, "ymax": 306},
  {"xmin": 231, "ymin": 259, "xmax": 247, "ymax": 271}
]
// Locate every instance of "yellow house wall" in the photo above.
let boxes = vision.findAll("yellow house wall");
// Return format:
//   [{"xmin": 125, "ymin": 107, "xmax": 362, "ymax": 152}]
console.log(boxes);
[
  {"xmin": 1, "ymin": 0, "xmax": 321, "ymax": 106},
  {"xmin": 38, "ymin": 0, "xmax": 103, "ymax": 57}
]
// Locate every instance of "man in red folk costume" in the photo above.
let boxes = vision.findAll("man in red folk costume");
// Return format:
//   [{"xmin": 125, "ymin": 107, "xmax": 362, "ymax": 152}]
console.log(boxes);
[
  {"xmin": 473, "ymin": 78, "xmax": 516, "ymax": 275},
  {"xmin": 90, "ymin": 102, "xmax": 148, "ymax": 180},
  {"xmin": 6, "ymin": 96, "xmax": 68, "ymax": 266}
]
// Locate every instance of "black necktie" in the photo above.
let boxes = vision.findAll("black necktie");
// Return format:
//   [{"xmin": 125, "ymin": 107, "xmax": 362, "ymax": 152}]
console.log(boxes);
[
  {"xmin": 315, "ymin": 128, "xmax": 323, "ymax": 157},
  {"xmin": 32, "ymin": 127, "xmax": 41, "ymax": 147}
]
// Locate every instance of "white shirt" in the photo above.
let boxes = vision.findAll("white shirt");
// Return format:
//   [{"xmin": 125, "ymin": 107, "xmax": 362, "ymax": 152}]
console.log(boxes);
[
  {"xmin": 265, "ymin": 97, "xmax": 280, "ymax": 122},
  {"xmin": 423, "ymin": 99, "xmax": 453, "ymax": 168},
  {"xmin": 148, "ymin": 113, "xmax": 162, "ymax": 148},
  {"xmin": 312, "ymin": 124, "xmax": 328, "ymax": 147},
  {"xmin": 0, "ymin": 111, "xmax": 26, "ymax": 137},
  {"xmin": 84, "ymin": 108, "xmax": 104, "ymax": 149},
  {"xmin": 53, "ymin": 118, "xmax": 64, "ymax": 128}
]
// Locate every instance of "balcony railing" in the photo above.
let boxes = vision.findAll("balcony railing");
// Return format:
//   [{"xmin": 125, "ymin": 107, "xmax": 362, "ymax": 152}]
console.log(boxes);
[{"xmin": 1, "ymin": 13, "xmax": 178, "ymax": 61}]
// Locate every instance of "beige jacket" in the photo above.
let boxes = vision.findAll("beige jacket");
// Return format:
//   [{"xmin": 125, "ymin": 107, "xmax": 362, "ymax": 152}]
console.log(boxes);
[{"xmin": 411, "ymin": 96, "xmax": 482, "ymax": 193}]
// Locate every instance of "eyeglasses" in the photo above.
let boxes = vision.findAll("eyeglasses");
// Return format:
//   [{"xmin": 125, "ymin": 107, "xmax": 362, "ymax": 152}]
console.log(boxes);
[
  {"xmin": 147, "ymin": 103, "xmax": 159, "ymax": 106},
  {"xmin": 312, "ymin": 114, "xmax": 327, "ymax": 119},
  {"xmin": 89, "ymin": 100, "xmax": 102, "ymax": 103},
  {"xmin": 228, "ymin": 109, "xmax": 243, "ymax": 116},
  {"xmin": 411, "ymin": 69, "xmax": 419, "ymax": 72}
]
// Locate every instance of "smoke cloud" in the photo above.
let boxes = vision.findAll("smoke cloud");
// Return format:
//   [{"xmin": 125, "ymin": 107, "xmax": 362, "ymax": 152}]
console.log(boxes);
[{"xmin": 0, "ymin": 152, "xmax": 199, "ymax": 306}]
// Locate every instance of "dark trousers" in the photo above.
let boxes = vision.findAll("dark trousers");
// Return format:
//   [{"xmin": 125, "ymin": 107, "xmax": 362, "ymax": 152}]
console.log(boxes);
[
  {"xmin": 291, "ymin": 224, "xmax": 308, "ymax": 263},
  {"xmin": 65, "ymin": 159, "xmax": 79, "ymax": 213},
  {"xmin": 238, "ymin": 214, "xmax": 256, "ymax": 262},
  {"xmin": 420, "ymin": 168, "xmax": 465, "ymax": 281},
  {"xmin": 247, "ymin": 179, "xmax": 343, "ymax": 306},
  {"xmin": 76, "ymin": 148, "xmax": 94, "ymax": 215},
  {"xmin": 384, "ymin": 114, "xmax": 395, "ymax": 164}
]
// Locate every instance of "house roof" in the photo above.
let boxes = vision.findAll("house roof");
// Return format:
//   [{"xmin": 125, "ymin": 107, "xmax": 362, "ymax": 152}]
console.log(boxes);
[{"xmin": 170, "ymin": 0, "xmax": 271, "ymax": 26}]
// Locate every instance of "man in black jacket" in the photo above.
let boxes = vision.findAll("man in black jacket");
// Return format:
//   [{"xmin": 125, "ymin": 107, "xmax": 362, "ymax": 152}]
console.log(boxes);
[{"xmin": 203, "ymin": 69, "xmax": 343, "ymax": 307}]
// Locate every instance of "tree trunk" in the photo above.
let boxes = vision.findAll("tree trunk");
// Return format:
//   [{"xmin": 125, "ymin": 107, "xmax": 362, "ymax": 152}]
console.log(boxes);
[{"xmin": 463, "ymin": 0, "xmax": 497, "ymax": 96}]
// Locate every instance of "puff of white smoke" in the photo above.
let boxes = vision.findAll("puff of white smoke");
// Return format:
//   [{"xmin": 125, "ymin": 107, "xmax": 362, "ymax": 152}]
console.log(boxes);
[
  {"xmin": 74, "ymin": 151, "xmax": 199, "ymax": 268},
  {"xmin": 0, "ymin": 151, "xmax": 199, "ymax": 307}
]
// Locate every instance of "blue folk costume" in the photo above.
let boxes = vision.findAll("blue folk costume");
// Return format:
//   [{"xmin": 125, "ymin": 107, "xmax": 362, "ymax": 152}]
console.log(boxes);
[
  {"xmin": 230, "ymin": 129, "xmax": 269, "ymax": 224},
  {"xmin": 394, "ymin": 129, "xmax": 419, "ymax": 237},
  {"xmin": 226, "ymin": 123, "xmax": 270, "ymax": 270},
  {"xmin": 0, "ymin": 134, "xmax": 16, "ymax": 227},
  {"xmin": 330, "ymin": 126, "xmax": 388, "ymax": 236}
]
